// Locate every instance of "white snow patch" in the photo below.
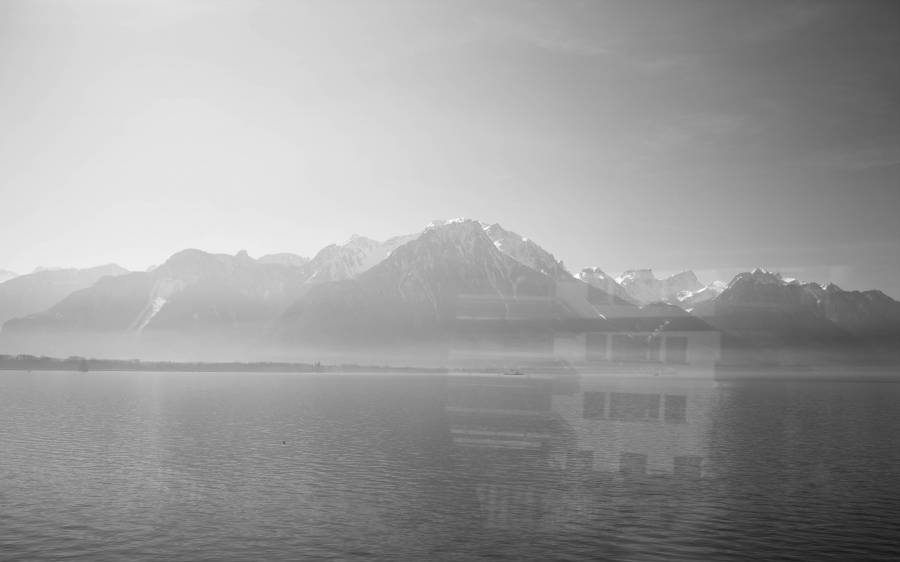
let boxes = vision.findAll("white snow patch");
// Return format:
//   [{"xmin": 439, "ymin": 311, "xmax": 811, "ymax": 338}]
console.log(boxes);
[{"xmin": 134, "ymin": 297, "xmax": 167, "ymax": 332}]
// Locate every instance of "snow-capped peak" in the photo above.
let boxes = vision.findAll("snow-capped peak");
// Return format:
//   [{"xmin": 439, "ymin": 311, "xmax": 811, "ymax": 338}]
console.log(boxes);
[
  {"xmin": 425, "ymin": 218, "xmax": 474, "ymax": 230},
  {"xmin": 615, "ymin": 269, "xmax": 704, "ymax": 305},
  {"xmin": 577, "ymin": 267, "xmax": 635, "ymax": 304},
  {"xmin": 480, "ymin": 222, "xmax": 570, "ymax": 280},
  {"xmin": 579, "ymin": 267, "xmax": 612, "ymax": 281},
  {"xmin": 306, "ymin": 231, "xmax": 419, "ymax": 283},
  {"xmin": 676, "ymin": 280, "xmax": 728, "ymax": 307},
  {"xmin": 616, "ymin": 269, "xmax": 656, "ymax": 284}
]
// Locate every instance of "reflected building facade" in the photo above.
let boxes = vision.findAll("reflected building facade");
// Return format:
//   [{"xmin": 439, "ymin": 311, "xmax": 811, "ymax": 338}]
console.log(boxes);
[
  {"xmin": 444, "ymin": 278, "xmax": 724, "ymax": 531},
  {"xmin": 549, "ymin": 375, "xmax": 717, "ymax": 478},
  {"xmin": 443, "ymin": 356, "xmax": 720, "ymax": 532},
  {"xmin": 450, "ymin": 280, "xmax": 721, "ymax": 379}
]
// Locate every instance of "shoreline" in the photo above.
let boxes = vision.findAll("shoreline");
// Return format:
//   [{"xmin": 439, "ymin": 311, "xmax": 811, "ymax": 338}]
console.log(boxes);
[{"xmin": 2, "ymin": 354, "xmax": 898, "ymax": 382}]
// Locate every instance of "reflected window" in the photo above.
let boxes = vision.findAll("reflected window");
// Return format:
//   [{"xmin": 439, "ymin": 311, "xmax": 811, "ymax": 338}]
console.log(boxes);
[
  {"xmin": 611, "ymin": 334, "xmax": 645, "ymax": 362},
  {"xmin": 586, "ymin": 333, "xmax": 608, "ymax": 360},
  {"xmin": 583, "ymin": 392, "xmax": 605, "ymax": 419},
  {"xmin": 648, "ymin": 335, "xmax": 662, "ymax": 362},
  {"xmin": 664, "ymin": 395, "xmax": 687, "ymax": 423},
  {"xmin": 609, "ymin": 393, "xmax": 660, "ymax": 421},
  {"xmin": 665, "ymin": 336, "xmax": 688, "ymax": 364},
  {"xmin": 620, "ymin": 452, "xmax": 647, "ymax": 476},
  {"xmin": 674, "ymin": 456, "xmax": 703, "ymax": 479}
]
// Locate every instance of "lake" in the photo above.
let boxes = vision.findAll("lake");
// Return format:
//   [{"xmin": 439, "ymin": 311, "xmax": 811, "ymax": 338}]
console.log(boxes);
[{"xmin": 2, "ymin": 370, "xmax": 899, "ymax": 561}]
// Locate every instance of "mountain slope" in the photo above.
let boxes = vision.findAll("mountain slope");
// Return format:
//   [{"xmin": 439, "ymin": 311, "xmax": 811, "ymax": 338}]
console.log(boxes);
[
  {"xmin": 481, "ymin": 223, "xmax": 572, "ymax": 281},
  {"xmin": 677, "ymin": 281, "xmax": 727, "ymax": 309},
  {"xmin": 302, "ymin": 220, "xmax": 572, "ymax": 286},
  {"xmin": 3, "ymin": 250, "xmax": 310, "ymax": 340},
  {"xmin": 576, "ymin": 267, "xmax": 636, "ymax": 304},
  {"xmin": 695, "ymin": 270, "xmax": 847, "ymax": 340},
  {"xmin": 692, "ymin": 269, "xmax": 900, "ymax": 364},
  {"xmin": 305, "ymin": 233, "xmax": 419, "ymax": 283},
  {"xmin": 0, "ymin": 264, "xmax": 128, "ymax": 326},
  {"xmin": 276, "ymin": 219, "xmax": 562, "ymax": 344},
  {"xmin": 805, "ymin": 284, "xmax": 900, "ymax": 338},
  {"xmin": 616, "ymin": 269, "xmax": 704, "ymax": 305}
]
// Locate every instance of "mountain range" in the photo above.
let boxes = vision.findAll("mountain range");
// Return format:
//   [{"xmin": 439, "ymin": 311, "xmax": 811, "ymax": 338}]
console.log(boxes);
[
  {"xmin": 0, "ymin": 265, "xmax": 128, "ymax": 326},
  {"xmin": 276, "ymin": 219, "xmax": 566, "ymax": 346},
  {"xmin": 2, "ymin": 220, "xmax": 899, "ymax": 366},
  {"xmin": 693, "ymin": 269, "xmax": 900, "ymax": 360},
  {"xmin": 614, "ymin": 269, "xmax": 705, "ymax": 305}
]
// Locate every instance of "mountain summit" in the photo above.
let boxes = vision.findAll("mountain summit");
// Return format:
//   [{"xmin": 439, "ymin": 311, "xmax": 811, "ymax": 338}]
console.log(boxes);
[
  {"xmin": 615, "ymin": 269, "xmax": 704, "ymax": 305},
  {"xmin": 276, "ymin": 219, "xmax": 563, "ymax": 344},
  {"xmin": 697, "ymin": 269, "xmax": 900, "ymax": 338},
  {"xmin": 305, "ymin": 232, "xmax": 418, "ymax": 283},
  {"xmin": 576, "ymin": 267, "xmax": 635, "ymax": 304},
  {"xmin": 481, "ymin": 223, "xmax": 572, "ymax": 281}
]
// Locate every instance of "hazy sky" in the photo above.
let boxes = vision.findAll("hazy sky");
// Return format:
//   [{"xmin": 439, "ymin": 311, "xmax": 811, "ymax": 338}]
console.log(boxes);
[{"xmin": 2, "ymin": 1, "xmax": 899, "ymax": 295}]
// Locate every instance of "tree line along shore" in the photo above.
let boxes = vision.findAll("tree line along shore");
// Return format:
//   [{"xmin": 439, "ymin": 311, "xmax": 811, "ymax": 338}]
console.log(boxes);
[{"xmin": 0, "ymin": 354, "xmax": 449, "ymax": 374}]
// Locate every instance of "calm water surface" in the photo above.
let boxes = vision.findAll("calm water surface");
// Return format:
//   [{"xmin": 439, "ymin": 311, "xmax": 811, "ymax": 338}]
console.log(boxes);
[{"xmin": 2, "ymin": 371, "xmax": 899, "ymax": 561}]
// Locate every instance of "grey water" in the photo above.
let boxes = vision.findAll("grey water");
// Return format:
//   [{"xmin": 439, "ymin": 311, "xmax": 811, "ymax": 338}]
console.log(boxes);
[{"xmin": 2, "ymin": 371, "xmax": 899, "ymax": 561}]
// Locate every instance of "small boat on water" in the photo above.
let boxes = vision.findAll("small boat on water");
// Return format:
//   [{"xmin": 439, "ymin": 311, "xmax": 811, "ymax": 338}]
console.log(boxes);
[{"xmin": 503, "ymin": 369, "xmax": 525, "ymax": 376}]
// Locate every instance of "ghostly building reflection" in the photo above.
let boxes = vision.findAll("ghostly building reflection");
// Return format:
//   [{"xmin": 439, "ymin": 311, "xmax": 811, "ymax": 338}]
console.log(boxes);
[
  {"xmin": 551, "ymin": 376, "xmax": 716, "ymax": 478},
  {"xmin": 445, "ymin": 369, "xmax": 718, "ymax": 532},
  {"xmin": 450, "ymin": 280, "xmax": 721, "ymax": 378},
  {"xmin": 444, "ymin": 279, "xmax": 724, "ymax": 532}
]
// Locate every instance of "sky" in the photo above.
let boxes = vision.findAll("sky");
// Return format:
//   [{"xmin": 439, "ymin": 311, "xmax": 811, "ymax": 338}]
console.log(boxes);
[{"xmin": 1, "ymin": 0, "xmax": 899, "ymax": 296}]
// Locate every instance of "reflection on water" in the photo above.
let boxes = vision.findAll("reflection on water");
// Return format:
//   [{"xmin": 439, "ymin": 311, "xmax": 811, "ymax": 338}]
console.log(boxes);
[
  {"xmin": 2, "ymin": 370, "xmax": 900, "ymax": 560},
  {"xmin": 446, "ymin": 371, "xmax": 720, "ymax": 537}
]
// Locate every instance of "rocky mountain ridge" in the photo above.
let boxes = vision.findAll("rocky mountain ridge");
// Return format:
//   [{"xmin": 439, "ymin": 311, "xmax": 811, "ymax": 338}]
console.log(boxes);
[{"xmin": 2, "ymin": 226, "xmax": 899, "ymax": 365}]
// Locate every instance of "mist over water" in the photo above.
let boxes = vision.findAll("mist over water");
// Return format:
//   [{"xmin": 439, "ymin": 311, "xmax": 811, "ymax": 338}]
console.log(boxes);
[{"xmin": 2, "ymin": 371, "xmax": 899, "ymax": 561}]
